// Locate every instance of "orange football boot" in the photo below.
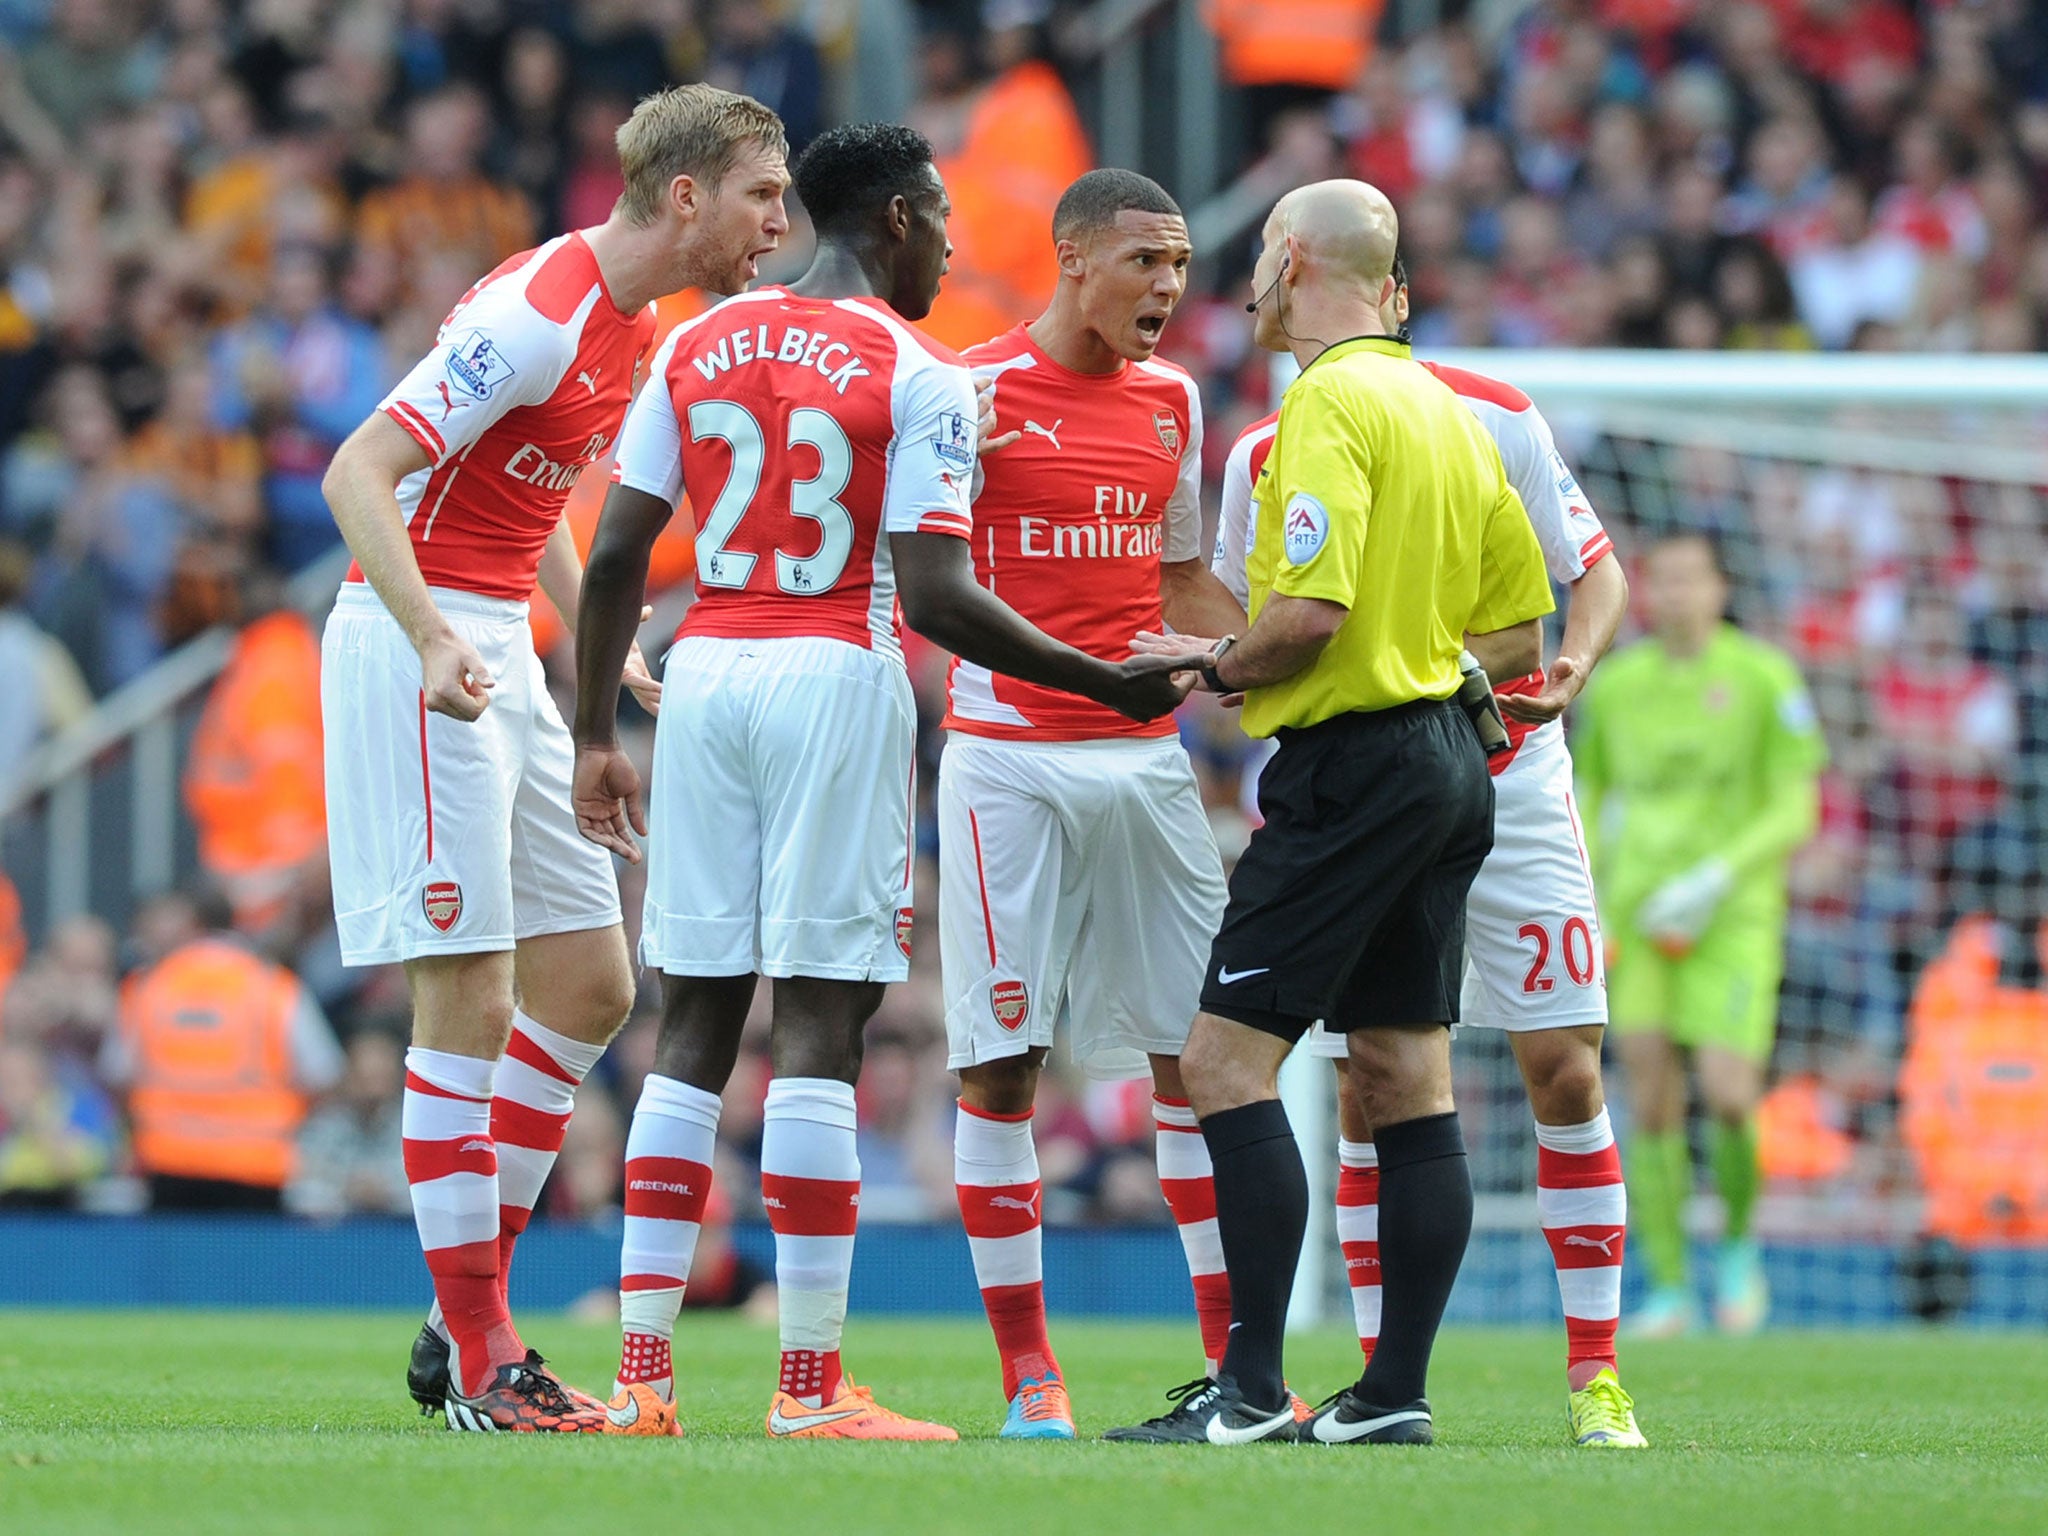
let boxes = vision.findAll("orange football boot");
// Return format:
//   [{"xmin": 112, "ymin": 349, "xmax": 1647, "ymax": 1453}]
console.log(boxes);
[
  {"xmin": 604, "ymin": 1382, "xmax": 685, "ymax": 1437},
  {"xmin": 765, "ymin": 1375, "xmax": 958, "ymax": 1441}
]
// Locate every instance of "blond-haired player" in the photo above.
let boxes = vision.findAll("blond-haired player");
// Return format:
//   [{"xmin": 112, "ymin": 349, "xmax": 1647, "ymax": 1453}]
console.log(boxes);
[{"xmin": 320, "ymin": 85, "xmax": 790, "ymax": 1433}]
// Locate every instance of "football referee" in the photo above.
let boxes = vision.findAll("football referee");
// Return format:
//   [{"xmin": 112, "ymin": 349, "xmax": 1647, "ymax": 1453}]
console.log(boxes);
[{"xmin": 1107, "ymin": 181, "xmax": 1555, "ymax": 1447}]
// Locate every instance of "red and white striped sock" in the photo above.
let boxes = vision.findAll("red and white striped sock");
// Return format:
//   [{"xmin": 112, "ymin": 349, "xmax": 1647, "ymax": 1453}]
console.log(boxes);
[
  {"xmin": 492, "ymin": 1012, "xmax": 607, "ymax": 1302},
  {"xmin": 403, "ymin": 1047, "xmax": 519, "ymax": 1397},
  {"xmin": 955, "ymin": 1101, "xmax": 1055, "ymax": 1399},
  {"xmin": 1535, "ymin": 1108, "xmax": 1627, "ymax": 1391},
  {"xmin": 762, "ymin": 1077, "xmax": 860, "ymax": 1408},
  {"xmin": 615, "ymin": 1072, "xmax": 721, "ymax": 1402},
  {"xmin": 1154, "ymin": 1095, "xmax": 1231, "ymax": 1376},
  {"xmin": 1336, "ymin": 1138, "xmax": 1381, "ymax": 1363}
]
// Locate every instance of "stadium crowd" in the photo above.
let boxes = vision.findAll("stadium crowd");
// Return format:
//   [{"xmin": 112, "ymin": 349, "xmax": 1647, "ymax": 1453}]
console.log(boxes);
[{"xmin": 0, "ymin": 0, "xmax": 2045, "ymax": 1247}]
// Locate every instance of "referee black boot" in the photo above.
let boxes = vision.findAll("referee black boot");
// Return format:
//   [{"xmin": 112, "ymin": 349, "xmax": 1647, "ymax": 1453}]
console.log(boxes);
[
  {"xmin": 1300, "ymin": 1387, "xmax": 1434, "ymax": 1445},
  {"xmin": 1102, "ymin": 1376, "xmax": 1298, "ymax": 1445}
]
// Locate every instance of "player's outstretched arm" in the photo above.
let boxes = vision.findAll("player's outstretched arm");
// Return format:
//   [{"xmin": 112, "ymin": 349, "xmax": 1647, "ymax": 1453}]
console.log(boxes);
[
  {"xmin": 1501, "ymin": 554, "xmax": 1629, "ymax": 724},
  {"xmin": 1134, "ymin": 590, "xmax": 1347, "ymax": 694},
  {"xmin": 569, "ymin": 483, "xmax": 671, "ymax": 861},
  {"xmin": 1160, "ymin": 558, "xmax": 1248, "ymax": 640},
  {"xmin": 892, "ymin": 530, "xmax": 1203, "ymax": 722},
  {"xmin": 322, "ymin": 413, "xmax": 494, "ymax": 721}
]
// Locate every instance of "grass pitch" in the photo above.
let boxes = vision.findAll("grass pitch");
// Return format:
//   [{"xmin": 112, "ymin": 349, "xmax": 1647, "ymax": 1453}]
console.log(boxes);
[{"xmin": 1, "ymin": 1313, "xmax": 2042, "ymax": 1536}]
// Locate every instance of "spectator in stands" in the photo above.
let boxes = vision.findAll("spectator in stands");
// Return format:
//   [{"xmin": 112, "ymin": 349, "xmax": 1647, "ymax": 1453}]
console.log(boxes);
[
  {"xmin": 182, "ymin": 572, "xmax": 326, "ymax": 936},
  {"xmin": 0, "ymin": 872, "xmax": 23, "ymax": 1010},
  {"xmin": 555, "ymin": 90, "xmax": 636, "ymax": 234},
  {"xmin": 1789, "ymin": 177, "xmax": 1926, "ymax": 348},
  {"xmin": 489, "ymin": 28, "xmax": 571, "ymax": 230},
  {"xmin": 914, "ymin": 7, "xmax": 1090, "ymax": 350},
  {"xmin": 209, "ymin": 243, "xmax": 387, "ymax": 572},
  {"xmin": 5, "ymin": 365, "xmax": 180, "ymax": 691},
  {"xmin": 1564, "ymin": 103, "xmax": 1663, "ymax": 262},
  {"xmin": 0, "ymin": 536, "xmax": 90, "ymax": 793},
  {"xmin": 0, "ymin": 1033, "xmax": 116, "ymax": 1207},
  {"xmin": 1714, "ymin": 237, "xmax": 1814, "ymax": 350},
  {"xmin": 1208, "ymin": 0, "xmax": 1382, "ymax": 138},
  {"xmin": 853, "ymin": 1011, "xmax": 953, "ymax": 1222},
  {"xmin": 126, "ymin": 356, "xmax": 263, "ymax": 557},
  {"xmin": 286, "ymin": 1026, "xmax": 407, "ymax": 1219},
  {"xmin": 14, "ymin": 0, "xmax": 155, "ymax": 141},
  {"xmin": 2, "ymin": 914, "xmax": 118, "ymax": 1069},
  {"xmin": 353, "ymin": 82, "xmax": 533, "ymax": 312},
  {"xmin": 1899, "ymin": 917, "xmax": 2048, "ymax": 1245},
  {"xmin": 705, "ymin": 0, "xmax": 824, "ymax": 154},
  {"xmin": 1877, "ymin": 114, "xmax": 1987, "ymax": 260},
  {"xmin": 100, "ymin": 885, "xmax": 342, "ymax": 1212},
  {"xmin": 1868, "ymin": 599, "xmax": 2018, "ymax": 879},
  {"xmin": 1724, "ymin": 114, "xmax": 1832, "ymax": 257}
]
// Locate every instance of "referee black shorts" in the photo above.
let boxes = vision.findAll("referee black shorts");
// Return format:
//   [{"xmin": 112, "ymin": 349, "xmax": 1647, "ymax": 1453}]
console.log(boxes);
[{"xmin": 1199, "ymin": 698, "xmax": 1494, "ymax": 1042}]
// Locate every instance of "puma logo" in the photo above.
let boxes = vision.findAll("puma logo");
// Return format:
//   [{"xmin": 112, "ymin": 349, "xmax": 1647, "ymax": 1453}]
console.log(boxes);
[
  {"xmin": 577, "ymin": 367, "xmax": 602, "ymax": 395},
  {"xmin": 435, "ymin": 380, "xmax": 470, "ymax": 421},
  {"xmin": 1564, "ymin": 1232, "xmax": 1621, "ymax": 1258},
  {"xmin": 988, "ymin": 1192, "xmax": 1041, "ymax": 1216},
  {"xmin": 1022, "ymin": 418, "xmax": 1062, "ymax": 451}
]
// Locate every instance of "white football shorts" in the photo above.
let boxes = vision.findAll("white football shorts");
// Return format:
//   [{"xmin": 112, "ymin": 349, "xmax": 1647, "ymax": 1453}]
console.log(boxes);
[
  {"xmin": 1310, "ymin": 725, "xmax": 1605, "ymax": 1055},
  {"xmin": 642, "ymin": 634, "xmax": 916, "ymax": 982},
  {"xmin": 938, "ymin": 732, "xmax": 1228, "ymax": 1080},
  {"xmin": 322, "ymin": 584, "xmax": 622, "ymax": 967}
]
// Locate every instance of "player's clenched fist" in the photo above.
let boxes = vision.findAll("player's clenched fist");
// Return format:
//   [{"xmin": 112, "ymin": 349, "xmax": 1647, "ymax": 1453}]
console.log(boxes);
[
  {"xmin": 418, "ymin": 630, "xmax": 495, "ymax": 721},
  {"xmin": 573, "ymin": 745, "xmax": 648, "ymax": 863}
]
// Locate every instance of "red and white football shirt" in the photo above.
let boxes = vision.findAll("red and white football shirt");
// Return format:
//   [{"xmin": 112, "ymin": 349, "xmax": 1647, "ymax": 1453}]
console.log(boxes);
[
  {"xmin": 368, "ymin": 231, "xmax": 657, "ymax": 601},
  {"xmin": 611, "ymin": 287, "xmax": 976, "ymax": 660},
  {"xmin": 1215, "ymin": 363, "xmax": 1612, "ymax": 775},
  {"xmin": 942, "ymin": 325, "xmax": 1204, "ymax": 740}
]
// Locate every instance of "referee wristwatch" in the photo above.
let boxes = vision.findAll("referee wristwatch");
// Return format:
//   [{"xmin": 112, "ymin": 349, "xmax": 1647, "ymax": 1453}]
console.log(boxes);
[{"xmin": 1201, "ymin": 634, "xmax": 1239, "ymax": 694}]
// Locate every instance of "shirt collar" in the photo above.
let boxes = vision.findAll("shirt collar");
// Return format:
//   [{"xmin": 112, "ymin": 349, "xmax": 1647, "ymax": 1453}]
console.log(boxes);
[{"xmin": 1302, "ymin": 334, "xmax": 1411, "ymax": 373}]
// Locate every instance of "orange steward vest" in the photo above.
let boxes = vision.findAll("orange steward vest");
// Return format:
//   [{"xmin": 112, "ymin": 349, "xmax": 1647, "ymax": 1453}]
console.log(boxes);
[
  {"xmin": 1206, "ymin": 0, "xmax": 1383, "ymax": 91},
  {"xmin": 121, "ymin": 939, "xmax": 307, "ymax": 1188}
]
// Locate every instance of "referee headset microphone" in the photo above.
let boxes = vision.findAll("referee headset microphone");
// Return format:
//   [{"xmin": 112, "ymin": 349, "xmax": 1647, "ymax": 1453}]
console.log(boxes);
[
  {"xmin": 1243, "ymin": 252, "xmax": 1288, "ymax": 313},
  {"xmin": 1246, "ymin": 240, "xmax": 1336, "ymax": 355}
]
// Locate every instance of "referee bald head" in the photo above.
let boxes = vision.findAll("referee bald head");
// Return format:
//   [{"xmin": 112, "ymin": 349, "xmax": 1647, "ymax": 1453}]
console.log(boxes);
[{"xmin": 1247, "ymin": 179, "xmax": 1399, "ymax": 356}]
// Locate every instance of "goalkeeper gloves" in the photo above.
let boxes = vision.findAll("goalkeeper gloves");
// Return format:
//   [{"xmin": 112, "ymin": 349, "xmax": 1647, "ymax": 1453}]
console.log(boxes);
[{"xmin": 1636, "ymin": 857, "xmax": 1734, "ymax": 956}]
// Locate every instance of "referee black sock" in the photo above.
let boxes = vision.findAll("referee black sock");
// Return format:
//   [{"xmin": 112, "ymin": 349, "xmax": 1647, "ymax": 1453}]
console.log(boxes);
[
  {"xmin": 1358, "ymin": 1110, "xmax": 1472, "ymax": 1408},
  {"xmin": 1201, "ymin": 1098, "xmax": 1306, "ymax": 1411}
]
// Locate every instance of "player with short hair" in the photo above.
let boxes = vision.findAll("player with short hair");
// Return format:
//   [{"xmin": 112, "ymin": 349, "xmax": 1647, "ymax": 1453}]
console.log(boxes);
[
  {"xmin": 1214, "ymin": 257, "xmax": 1646, "ymax": 1447},
  {"xmin": 941, "ymin": 167, "xmax": 1253, "ymax": 1438},
  {"xmin": 320, "ymin": 83, "xmax": 791, "ymax": 1433},
  {"xmin": 571, "ymin": 122, "xmax": 1197, "ymax": 1441},
  {"xmin": 1574, "ymin": 531, "xmax": 1824, "ymax": 1340}
]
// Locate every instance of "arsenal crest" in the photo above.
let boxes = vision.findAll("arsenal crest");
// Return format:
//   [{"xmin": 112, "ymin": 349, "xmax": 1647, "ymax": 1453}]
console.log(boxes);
[
  {"xmin": 423, "ymin": 881, "xmax": 463, "ymax": 933},
  {"xmin": 895, "ymin": 907, "xmax": 914, "ymax": 958},
  {"xmin": 990, "ymin": 979, "xmax": 1030, "ymax": 1031},
  {"xmin": 1153, "ymin": 410, "xmax": 1181, "ymax": 456}
]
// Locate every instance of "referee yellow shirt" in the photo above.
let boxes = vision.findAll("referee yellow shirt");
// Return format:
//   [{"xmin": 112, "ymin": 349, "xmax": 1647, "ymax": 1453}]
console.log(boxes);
[{"xmin": 1241, "ymin": 336, "xmax": 1555, "ymax": 737}]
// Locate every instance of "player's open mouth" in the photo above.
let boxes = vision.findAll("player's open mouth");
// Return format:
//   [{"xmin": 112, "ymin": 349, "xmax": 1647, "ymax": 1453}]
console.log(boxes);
[{"xmin": 1135, "ymin": 314, "xmax": 1166, "ymax": 339}]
